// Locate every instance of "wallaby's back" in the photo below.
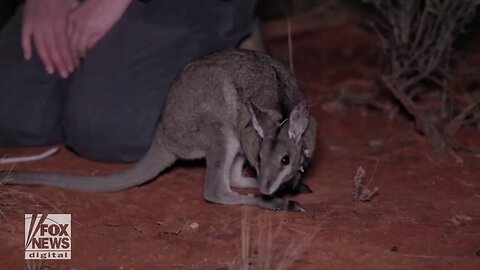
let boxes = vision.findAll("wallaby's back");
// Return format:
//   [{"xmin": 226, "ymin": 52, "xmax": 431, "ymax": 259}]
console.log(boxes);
[{"xmin": 159, "ymin": 49, "xmax": 305, "ymax": 157}]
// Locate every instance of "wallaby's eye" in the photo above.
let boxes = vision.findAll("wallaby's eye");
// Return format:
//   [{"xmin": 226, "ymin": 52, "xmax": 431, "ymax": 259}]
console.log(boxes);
[{"xmin": 281, "ymin": 155, "xmax": 290, "ymax": 166}]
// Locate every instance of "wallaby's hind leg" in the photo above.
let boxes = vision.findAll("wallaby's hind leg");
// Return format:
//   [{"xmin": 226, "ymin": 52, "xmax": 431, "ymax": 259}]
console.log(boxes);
[
  {"xmin": 230, "ymin": 155, "xmax": 258, "ymax": 188},
  {"xmin": 203, "ymin": 129, "xmax": 240, "ymax": 199},
  {"xmin": 203, "ymin": 129, "xmax": 304, "ymax": 211}
]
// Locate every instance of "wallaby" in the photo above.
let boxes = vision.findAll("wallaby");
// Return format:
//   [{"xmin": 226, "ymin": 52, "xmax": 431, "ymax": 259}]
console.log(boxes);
[{"xmin": 5, "ymin": 49, "xmax": 317, "ymax": 211}]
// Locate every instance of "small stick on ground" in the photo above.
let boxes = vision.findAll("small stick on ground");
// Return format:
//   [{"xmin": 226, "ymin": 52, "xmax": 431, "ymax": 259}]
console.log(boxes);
[{"xmin": 353, "ymin": 166, "xmax": 379, "ymax": 202}]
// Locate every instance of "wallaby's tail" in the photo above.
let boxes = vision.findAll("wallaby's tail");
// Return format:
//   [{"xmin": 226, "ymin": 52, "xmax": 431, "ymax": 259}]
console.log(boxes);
[{"xmin": 4, "ymin": 136, "xmax": 177, "ymax": 192}]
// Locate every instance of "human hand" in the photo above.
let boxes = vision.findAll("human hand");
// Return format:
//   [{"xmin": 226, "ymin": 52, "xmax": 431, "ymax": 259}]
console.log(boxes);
[
  {"xmin": 22, "ymin": 0, "xmax": 80, "ymax": 78},
  {"xmin": 68, "ymin": 0, "xmax": 133, "ymax": 58}
]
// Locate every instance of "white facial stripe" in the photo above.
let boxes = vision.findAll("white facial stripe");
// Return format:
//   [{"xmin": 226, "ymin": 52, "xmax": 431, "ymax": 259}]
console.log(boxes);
[{"xmin": 267, "ymin": 165, "xmax": 292, "ymax": 194}]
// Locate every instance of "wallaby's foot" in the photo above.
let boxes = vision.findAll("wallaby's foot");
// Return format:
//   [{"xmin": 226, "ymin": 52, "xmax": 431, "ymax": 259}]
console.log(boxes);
[
  {"xmin": 204, "ymin": 191, "xmax": 305, "ymax": 212},
  {"xmin": 230, "ymin": 176, "xmax": 258, "ymax": 188}
]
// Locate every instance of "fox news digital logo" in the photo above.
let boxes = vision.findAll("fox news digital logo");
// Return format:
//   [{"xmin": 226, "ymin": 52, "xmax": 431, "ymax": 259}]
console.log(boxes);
[{"xmin": 25, "ymin": 214, "xmax": 71, "ymax": 260}]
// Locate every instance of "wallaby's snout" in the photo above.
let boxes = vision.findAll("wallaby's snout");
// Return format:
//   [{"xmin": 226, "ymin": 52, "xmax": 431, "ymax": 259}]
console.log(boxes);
[{"xmin": 258, "ymin": 173, "xmax": 281, "ymax": 195}]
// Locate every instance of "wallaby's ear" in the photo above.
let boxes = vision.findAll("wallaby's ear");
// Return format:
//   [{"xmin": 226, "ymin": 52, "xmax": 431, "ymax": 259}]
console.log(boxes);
[
  {"xmin": 248, "ymin": 103, "xmax": 281, "ymax": 139},
  {"xmin": 302, "ymin": 115, "xmax": 317, "ymax": 158},
  {"xmin": 241, "ymin": 125, "xmax": 261, "ymax": 170},
  {"xmin": 288, "ymin": 101, "xmax": 309, "ymax": 143}
]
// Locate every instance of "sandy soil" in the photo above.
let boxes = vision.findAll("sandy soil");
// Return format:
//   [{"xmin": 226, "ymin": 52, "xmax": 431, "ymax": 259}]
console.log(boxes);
[{"xmin": 1, "ymin": 6, "xmax": 480, "ymax": 270}]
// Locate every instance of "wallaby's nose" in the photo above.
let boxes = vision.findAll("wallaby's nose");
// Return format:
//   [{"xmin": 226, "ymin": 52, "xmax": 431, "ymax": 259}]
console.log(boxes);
[{"xmin": 259, "ymin": 181, "xmax": 275, "ymax": 195}]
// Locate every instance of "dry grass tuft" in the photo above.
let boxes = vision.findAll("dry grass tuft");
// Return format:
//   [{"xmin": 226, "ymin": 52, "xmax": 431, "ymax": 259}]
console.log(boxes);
[
  {"xmin": 0, "ymin": 172, "xmax": 60, "ymax": 221},
  {"xmin": 25, "ymin": 259, "xmax": 45, "ymax": 270},
  {"xmin": 236, "ymin": 207, "xmax": 320, "ymax": 269}
]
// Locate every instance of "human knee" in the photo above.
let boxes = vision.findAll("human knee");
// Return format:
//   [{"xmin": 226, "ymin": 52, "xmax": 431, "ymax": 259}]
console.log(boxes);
[
  {"xmin": 0, "ymin": 113, "xmax": 62, "ymax": 146},
  {"xmin": 63, "ymin": 115, "xmax": 149, "ymax": 162}
]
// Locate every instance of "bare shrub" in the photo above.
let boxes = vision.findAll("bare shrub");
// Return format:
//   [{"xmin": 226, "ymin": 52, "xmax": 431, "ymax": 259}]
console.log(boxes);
[{"xmin": 365, "ymin": 0, "xmax": 480, "ymax": 153}]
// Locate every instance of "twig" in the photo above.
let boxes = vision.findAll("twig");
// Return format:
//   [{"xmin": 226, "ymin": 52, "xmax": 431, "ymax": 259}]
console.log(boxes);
[
  {"xmin": 446, "ymin": 98, "xmax": 480, "ymax": 136},
  {"xmin": 287, "ymin": 19, "xmax": 294, "ymax": 74}
]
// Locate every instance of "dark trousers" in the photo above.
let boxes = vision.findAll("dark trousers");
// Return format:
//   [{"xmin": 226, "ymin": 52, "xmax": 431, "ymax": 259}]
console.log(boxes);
[{"xmin": 0, "ymin": 1, "xmax": 255, "ymax": 162}]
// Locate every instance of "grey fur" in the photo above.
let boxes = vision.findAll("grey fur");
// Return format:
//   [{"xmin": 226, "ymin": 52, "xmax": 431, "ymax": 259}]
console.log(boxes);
[{"xmin": 5, "ymin": 49, "xmax": 317, "ymax": 211}]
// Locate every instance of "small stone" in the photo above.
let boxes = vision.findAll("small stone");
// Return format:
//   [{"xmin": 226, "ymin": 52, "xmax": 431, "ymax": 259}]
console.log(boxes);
[
  {"xmin": 189, "ymin": 222, "xmax": 199, "ymax": 230},
  {"xmin": 368, "ymin": 140, "xmax": 383, "ymax": 147},
  {"xmin": 390, "ymin": 246, "xmax": 398, "ymax": 252}
]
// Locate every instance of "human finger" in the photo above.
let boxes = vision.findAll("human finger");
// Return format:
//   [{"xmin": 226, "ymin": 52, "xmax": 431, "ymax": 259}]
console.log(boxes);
[
  {"xmin": 69, "ymin": 28, "xmax": 82, "ymax": 60},
  {"xmin": 44, "ymin": 28, "xmax": 69, "ymax": 78},
  {"xmin": 21, "ymin": 24, "xmax": 33, "ymax": 60},
  {"xmin": 75, "ymin": 31, "xmax": 90, "ymax": 59},
  {"xmin": 33, "ymin": 31, "xmax": 54, "ymax": 74},
  {"xmin": 67, "ymin": 16, "xmax": 80, "ymax": 67},
  {"xmin": 53, "ymin": 23, "xmax": 76, "ymax": 74}
]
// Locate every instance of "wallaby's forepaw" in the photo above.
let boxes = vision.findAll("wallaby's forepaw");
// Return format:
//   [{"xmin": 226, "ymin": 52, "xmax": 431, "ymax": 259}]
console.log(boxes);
[
  {"xmin": 286, "ymin": 200, "xmax": 306, "ymax": 212},
  {"xmin": 272, "ymin": 181, "xmax": 313, "ymax": 197},
  {"xmin": 257, "ymin": 195, "xmax": 305, "ymax": 212},
  {"xmin": 298, "ymin": 183, "xmax": 313, "ymax": 194}
]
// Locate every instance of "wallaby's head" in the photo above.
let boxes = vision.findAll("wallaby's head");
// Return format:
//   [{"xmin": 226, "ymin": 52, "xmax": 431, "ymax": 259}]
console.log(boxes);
[{"xmin": 247, "ymin": 101, "xmax": 316, "ymax": 195}]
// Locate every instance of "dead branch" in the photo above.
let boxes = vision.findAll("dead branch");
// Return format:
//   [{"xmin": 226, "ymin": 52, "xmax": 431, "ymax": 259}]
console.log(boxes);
[
  {"xmin": 364, "ymin": 0, "xmax": 480, "ymax": 153},
  {"xmin": 446, "ymin": 98, "xmax": 480, "ymax": 137}
]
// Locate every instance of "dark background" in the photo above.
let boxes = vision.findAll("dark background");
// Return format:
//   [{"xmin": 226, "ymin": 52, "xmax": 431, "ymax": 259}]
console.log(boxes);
[{"xmin": 0, "ymin": 0, "xmax": 21, "ymax": 28}]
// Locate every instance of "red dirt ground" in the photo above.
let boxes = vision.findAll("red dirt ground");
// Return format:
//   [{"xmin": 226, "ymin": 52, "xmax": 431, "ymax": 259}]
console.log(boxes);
[{"xmin": 1, "ymin": 6, "xmax": 480, "ymax": 270}]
